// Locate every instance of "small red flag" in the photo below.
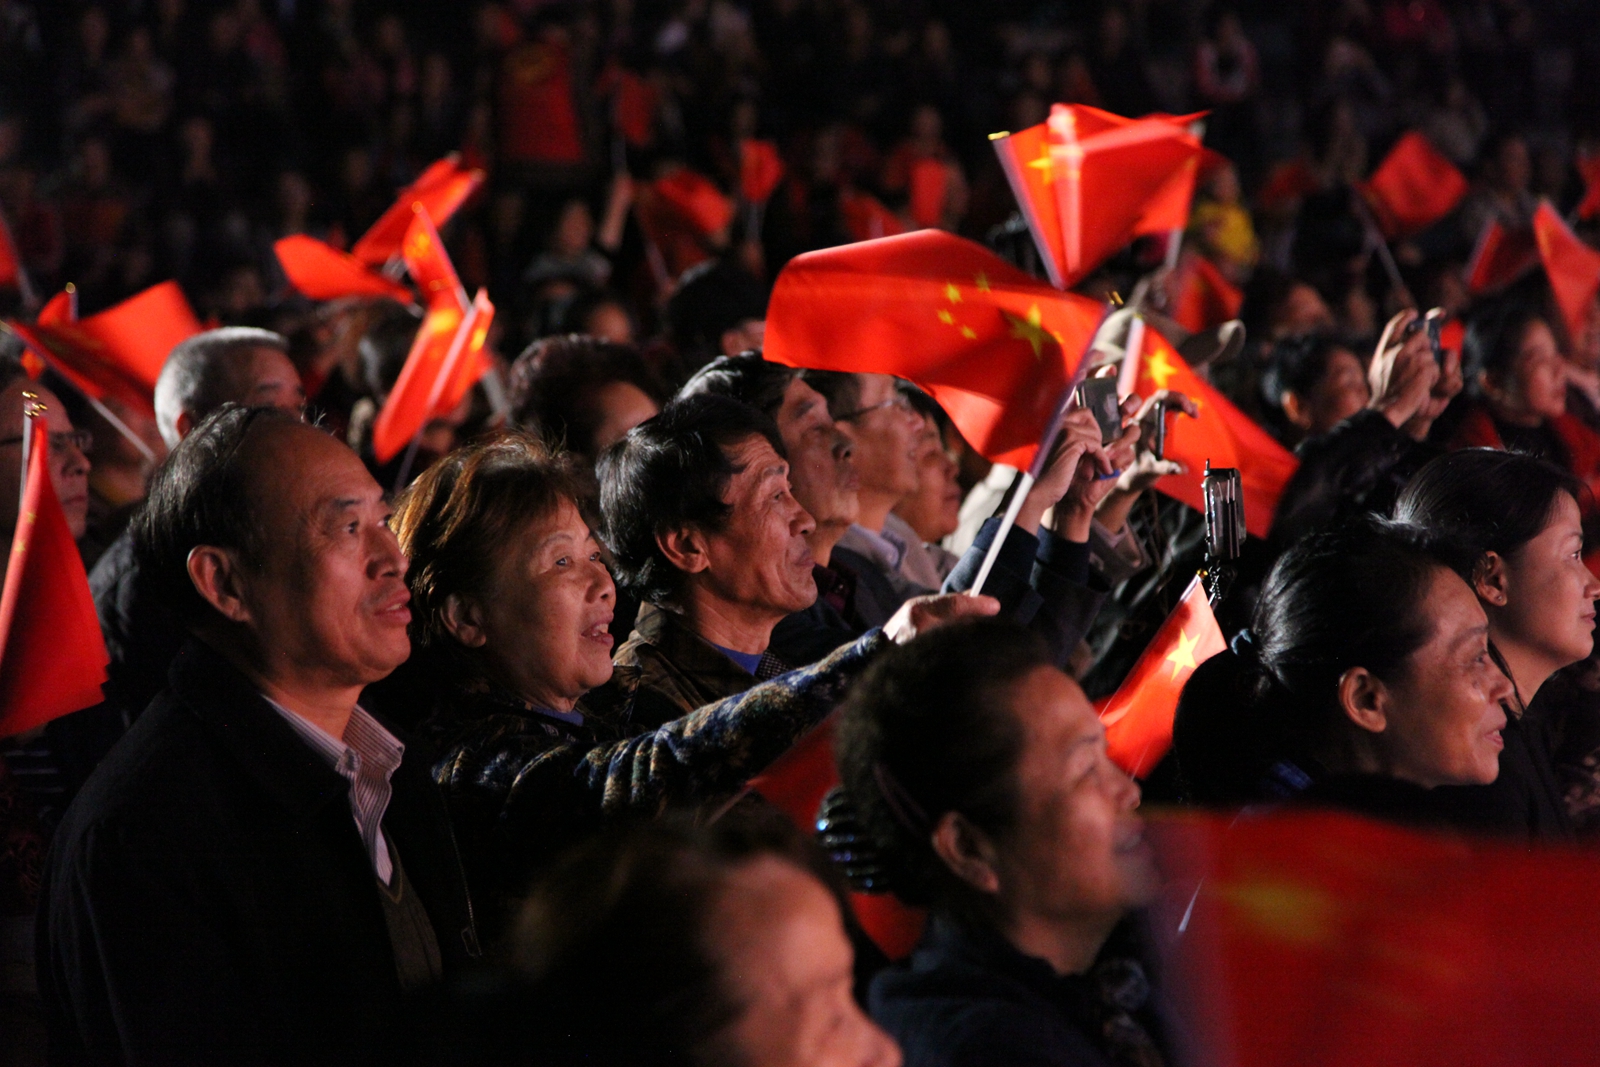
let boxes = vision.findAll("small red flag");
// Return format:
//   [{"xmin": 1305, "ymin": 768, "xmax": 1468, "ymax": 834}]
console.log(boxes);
[
  {"xmin": 1095, "ymin": 575, "xmax": 1224, "ymax": 778},
  {"xmin": 1465, "ymin": 217, "xmax": 1540, "ymax": 295},
  {"xmin": 1357, "ymin": 131, "xmax": 1468, "ymax": 240},
  {"xmin": 401, "ymin": 209, "xmax": 467, "ymax": 311},
  {"xmin": 1533, "ymin": 199, "xmax": 1600, "ymax": 347},
  {"xmin": 652, "ymin": 170, "xmax": 735, "ymax": 238},
  {"xmin": 6, "ymin": 282, "xmax": 201, "ymax": 415},
  {"xmin": 0, "ymin": 417, "xmax": 109, "ymax": 738},
  {"xmin": 739, "ymin": 139, "xmax": 785, "ymax": 204},
  {"xmin": 275, "ymin": 235, "xmax": 415, "ymax": 303},
  {"xmin": 1140, "ymin": 327, "xmax": 1298, "ymax": 538},
  {"xmin": 371, "ymin": 289, "xmax": 492, "ymax": 465},
  {"xmin": 1171, "ymin": 252, "xmax": 1244, "ymax": 334},
  {"xmin": 0, "ymin": 211, "xmax": 20, "ymax": 291},
  {"xmin": 608, "ymin": 67, "xmax": 659, "ymax": 148},
  {"xmin": 839, "ymin": 190, "xmax": 908, "ymax": 243},
  {"xmin": 765, "ymin": 230, "xmax": 1104, "ymax": 470},
  {"xmin": 1577, "ymin": 152, "xmax": 1600, "ymax": 222},
  {"xmin": 350, "ymin": 156, "xmax": 487, "ymax": 267},
  {"xmin": 908, "ymin": 158, "xmax": 949, "ymax": 229},
  {"xmin": 992, "ymin": 104, "xmax": 1203, "ymax": 288}
]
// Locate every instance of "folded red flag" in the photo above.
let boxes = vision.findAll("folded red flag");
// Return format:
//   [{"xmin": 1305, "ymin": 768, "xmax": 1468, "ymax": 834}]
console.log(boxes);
[
  {"xmin": 275, "ymin": 235, "xmax": 414, "ymax": 303},
  {"xmin": 1533, "ymin": 199, "xmax": 1600, "ymax": 346},
  {"xmin": 1152, "ymin": 808, "xmax": 1600, "ymax": 1066},
  {"xmin": 371, "ymin": 288, "xmax": 491, "ymax": 465},
  {"xmin": 401, "ymin": 208, "xmax": 467, "ymax": 311},
  {"xmin": 1578, "ymin": 152, "xmax": 1600, "ymax": 222},
  {"xmin": 765, "ymin": 230, "xmax": 1104, "ymax": 470},
  {"xmin": 7, "ymin": 282, "xmax": 201, "ymax": 415},
  {"xmin": 1357, "ymin": 131, "xmax": 1468, "ymax": 239},
  {"xmin": 0, "ymin": 416, "xmax": 109, "ymax": 738},
  {"xmin": 992, "ymin": 104, "xmax": 1203, "ymax": 288},
  {"xmin": 839, "ymin": 189, "xmax": 908, "ymax": 243},
  {"xmin": 740, "ymin": 139, "xmax": 785, "ymax": 204},
  {"xmin": 351, "ymin": 156, "xmax": 485, "ymax": 267},
  {"xmin": 1171, "ymin": 252, "xmax": 1244, "ymax": 334},
  {"xmin": 1139, "ymin": 326, "xmax": 1297, "ymax": 538},
  {"xmin": 1465, "ymin": 216, "xmax": 1540, "ymax": 295},
  {"xmin": 1094, "ymin": 575, "xmax": 1224, "ymax": 778},
  {"xmin": 908, "ymin": 158, "xmax": 949, "ymax": 229},
  {"xmin": 652, "ymin": 169, "xmax": 735, "ymax": 238}
]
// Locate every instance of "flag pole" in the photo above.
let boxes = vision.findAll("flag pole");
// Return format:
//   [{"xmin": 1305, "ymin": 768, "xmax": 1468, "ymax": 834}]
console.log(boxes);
[
  {"xmin": 19, "ymin": 391, "xmax": 38, "ymax": 515},
  {"xmin": 969, "ymin": 301, "xmax": 1117, "ymax": 597},
  {"xmin": 1352, "ymin": 194, "xmax": 1417, "ymax": 309},
  {"xmin": 391, "ymin": 295, "xmax": 480, "ymax": 492}
]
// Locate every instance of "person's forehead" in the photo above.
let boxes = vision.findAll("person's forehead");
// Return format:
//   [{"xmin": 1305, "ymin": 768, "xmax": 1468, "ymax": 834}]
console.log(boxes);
[
  {"xmin": 254, "ymin": 424, "xmax": 379, "ymax": 521},
  {"xmin": 855, "ymin": 373, "xmax": 896, "ymax": 405},
  {"xmin": 711, "ymin": 857, "xmax": 847, "ymax": 983}
]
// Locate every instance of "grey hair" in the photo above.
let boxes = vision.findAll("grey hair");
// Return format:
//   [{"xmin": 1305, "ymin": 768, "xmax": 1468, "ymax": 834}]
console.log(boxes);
[{"xmin": 153, "ymin": 327, "xmax": 289, "ymax": 448}]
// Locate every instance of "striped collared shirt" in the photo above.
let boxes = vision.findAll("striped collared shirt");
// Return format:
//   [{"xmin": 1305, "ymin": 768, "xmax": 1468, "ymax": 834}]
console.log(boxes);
[{"xmin": 265, "ymin": 699, "xmax": 405, "ymax": 885}]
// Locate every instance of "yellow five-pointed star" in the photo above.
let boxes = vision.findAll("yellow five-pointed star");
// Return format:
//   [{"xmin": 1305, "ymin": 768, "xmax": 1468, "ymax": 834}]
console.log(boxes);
[
  {"xmin": 1144, "ymin": 347, "xmax": 1179, "ymax": 390},
  {"xmin": 1165, "ymin": 627, "xmax": 1200, "ymax": 680},
  {"xmin": 944, "ymin": 282, "xmax": 962, "ymax": 304},
  {"xmin": 1027, "ymin": 144, "xmax": 1053, "ymax": 184},
  {"xmin": 937, "ymin": 309, "xmax": 954, "ymax": 325},
  {"xmin": 974, "ymin": 271, "xmax": 991, "ymax": 291},
  {"xmin": 1003, "ymin": 304, "xmax": 1051, "ymax": 360}
]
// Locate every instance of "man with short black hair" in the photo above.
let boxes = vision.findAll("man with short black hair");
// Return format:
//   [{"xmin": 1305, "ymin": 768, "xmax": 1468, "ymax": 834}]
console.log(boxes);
[{"xmin": 38, "ymin": 407, "xmax": 478, "ymax": 1066}]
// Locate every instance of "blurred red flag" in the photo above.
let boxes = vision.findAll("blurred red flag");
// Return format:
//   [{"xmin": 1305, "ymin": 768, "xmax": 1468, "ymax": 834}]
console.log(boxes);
[
  {"xmin": 0, "ymin": 211, "xmax": 20, "ymax": 291},
  {"xmin": 1577, "ymin": 152, "xmax": 1600, "ymax": 222},
  {"xmin": 765, "ymin": 230, "xmax": 1104, "ymax": 470},
  {"xmin": 1465, "ymin": 217, "xmax": 1539, "ymax": 295},
  {"xmin": 6, "ymin": 282, "xmax": 201, "ymax": 415},
  {"xmin": 371, "ymin": 288, "xmax": 492, "ymax": 465},
  {"xmin": 908, "ymin": 158, "xmax": 948, "ymax": 228},
  {"xmin": 1254, "ymin": 157, "xmax": 1320, "ymax": 214},
  {"xmin": 1094, "ymin": 575, "xmax": 1223, "ymax": 778},
  {"xmin": 1357, "ymin": 131, "xmax": 1468, "ymax": 239},
  {"xmin": 839, "ymin": 189, "xmax": 908, "ymax": 243},
  {"xmin": 652, "ymin": 169, "xmax": 735, "ymax": 238},
  {"xmin": 992, "ymin": 104, "xmax": 1203, "ymax": 288},
  {"xmin": 1171, "ymin": 252, "xmax": 1243, "ymax": 334},
  {"xmin": 350, "ymin": 156, "xmax": 486, "ymax": 267},
  {"xmin": 275, "ymin": 235, "xmax": 414, "ymax": 303},
  {"xmin": 1153, "ymin": 808, "xmax": 1600, "ymax": 1066},
  {"xmin": 1533, "ymin": 199, "xmax": 1600, "ymax": 346},
  {"xmin": 740, "ymin": 139, "xmax": 785, "ymax": 204},
  {"xmin": 401, "ymin": 208, "xmax": 467, "ymax": 310},
  {"xmin": 606, "ymin": 67, "xmax": 658, "ymax": 148},
  {"xmin": 1140, "ymin": 327, "xmax": 1297, "ymax": 538},
  {"xmin": 0, "ymin": 417, "xmax": 109, "ymax": 738}
]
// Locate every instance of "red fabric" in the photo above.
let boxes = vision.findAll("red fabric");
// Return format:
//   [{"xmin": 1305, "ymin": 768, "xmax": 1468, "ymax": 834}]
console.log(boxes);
[
  {"xmin": 850, "ymin": 892, "xmax": 927, "ymax": 961},
  {"xmin": 765, "ymin": 230, "xmax": 1104, "ymax": 470},
  {"xmin": 6, "ymin": 282, "xmax": 201, "ymax": 415},
  {"xmin": 1448, "ymin": 404, "xmax": 1600, "ymax": 519},
  {"xmin": 498, "ymin": 37, "xmax": 584, "ymax": 165},
  {"xmin": 991, "ymin": 104, "xmax": 1203, "ymax": 288},
  {"xmin": 350, "ymin": 156, "xmax": 486, "ymax": 267},
  {"xmin": 908, "ymin": 158, "xmax": 949, "ymax": 229},
  {"xmin": 0, "ymin": 213, "xmax": 19, "ymax": 290},
  {"xmin": 274, "ymin": 236, "xmax": 414, "ymax": 303},
  {"xmin": 609, "ymin": 67, "xmax": 658, "ymax": 148},
  {"xmin": 1095, "ymin": 575, "xmax": 1224, "ymax": 778},
  {"xmin": 749, "ymin": 717, "xmax": 837, "ymax": 829},
  {"xmin": 401, "ymin": 208, "xmax": 466, "ymax": 310},
  {"xmin": 739, "ymin": 139, "xmax": 785, "ymax": 204},
  {"xmin": 0, "ymin": 419, "xmax": 108, "ymax": 739},
  {"xmin": 651, "ymin": 170, "xmax": 735, "ymax": 238},
  {"xmin": 1533, "ymin": 200, "xmax": 1600, "ymax": 347},
  {"xmin": 1254, "ymin": 158, "xmax": 1321, "ymax": 214},
  {"xmin": 1465, "ymin": 217, "xmax": 1539, "ymax": 294},
  {"xmin": 1141, "ymin": 327, "xmax": 1298, "ymax": 538},
  {"xmin": 1171, "ymin": 252, "xmax": 1244, "ymax": 334},
  {"xmin": 1357, "ymin": 131, "xmax": 1468, "ymax": 239},
  {"xmin": 1577, "ymin": 153, "xmax": 1600, "ymax": 222},
  {"xmin": 839, "ymin": 190, "xmax": 907, "ymax": 243},
  {"xmin": 1152, "ymin": 808, "xmax": 1600, "ymax": 1066}
]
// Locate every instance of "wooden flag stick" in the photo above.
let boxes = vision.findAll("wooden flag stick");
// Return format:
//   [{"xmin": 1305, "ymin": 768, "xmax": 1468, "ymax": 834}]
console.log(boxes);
[
  {"xmin": 392, "ymin": 295, "xmax": 481, "ymax": 492},
  {"xmin": 83, "ymin": 393, "xmax": 157, "ymax": 463},
  {"xmin": 1352, "ymin": 195, "xmax": 1417, "ymax": 309},
  {"xmin": 19, "ymin": 391, "xmax": 38, "ymax": 515}
]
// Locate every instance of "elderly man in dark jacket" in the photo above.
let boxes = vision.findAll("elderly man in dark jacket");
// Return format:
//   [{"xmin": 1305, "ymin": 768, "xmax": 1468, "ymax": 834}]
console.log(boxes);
[{"xmin": 38, "ymin": 407, "xmax": 476, "ymax": 1067}]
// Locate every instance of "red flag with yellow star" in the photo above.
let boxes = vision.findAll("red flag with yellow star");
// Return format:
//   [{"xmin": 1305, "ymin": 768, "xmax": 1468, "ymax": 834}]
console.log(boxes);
[
  {"xmin": 1095, "ymin": 575, "xmax": 1223, "ymax": 778},
  {"xmin": 1533, "ymin": 199, "xmax": 1600, "ymax": 347},
  {"xmin": 764, "ymin": 229, "xmax": 1104, "ymax": 470},
  {"xmin": 349, "ymin": 155, "xmax": 486, "ymax": 266},
  {"xmin": 992, "ymin": 105, "xmax": 1203, "ymax": 289},
  {"xmin": 1171, "ymin": 251, "xmax": 1244, "ymax": 334},
  {"xmin": 1465, "ymin": 216, "xmax": 1539, "ymax": 295},
  {"xmin": 1357, "ymin": 132, "xmax": 1468, "ymax": 240},
  {"xmin": 372, "ymin": 288, "xmax": 492, "ymax": 465},
  {"xmin": 1138, "ymin": 327, "xmax": 1297, "ymax": 538},
  {"xmin": 0, "ymin": 415, "xmax": 109, "ymax": 739}
]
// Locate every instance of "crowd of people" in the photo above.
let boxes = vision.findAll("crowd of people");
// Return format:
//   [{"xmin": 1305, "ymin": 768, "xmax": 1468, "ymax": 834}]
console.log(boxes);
[{"xmin": 3, "ymin": 0, "xmax": 1600, "ymax": 1064}]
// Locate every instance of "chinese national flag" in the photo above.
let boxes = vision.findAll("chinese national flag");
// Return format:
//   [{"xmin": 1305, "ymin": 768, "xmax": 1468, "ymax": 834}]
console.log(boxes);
[
  {"xmin": 1465, "ymin": 217, "xmax": 1539, "ymax": 295},
  {"xmin": 371, "ymin": 288, "xmax": 492, "ymax": 464},
  {"xmin": 764, "ymin": 230, "xmax": 1104, "ymax": 470},
  {"xmin": 1139, "ymin": 327, "xmax": 1298, "ymax": 538},
  {"xmin": 740, "ymin": 139, "xmax": 785, "ymax": 204},
  {"xmin": 0, "ymin": 418, "xmax": 109, "ymax": 738},
  {"xmin": 992, "ymin": 104, "xmax": 1202, "ymax": 288},
  {"xmin": 1533, "ymin": 199, "xmax": 1600, "ymax": 346},
  {"xmin": 1094, "ymin": 575, "xmax": 1223, "ymax": 778},
  {"xmin": 1577, "ymin": 153, "xmax": 1600, "ymax": 222},
  {"xmin": 839, "ymin": 190, "xmax": 907, "ymax": 243},
  {"xmin": 908, "ymin": 158, "xmax": 949, "ymax": 228},
  {"xmin": 401, "ymin": 209, "xmax": 467, "ymax": 311},
  {"xmin": 7, "ymin": 282, "xmax": 201, "ymax": 415},
  {"xmin": 350, "ymin": 156, "xmax": 486, "ymax": 266},
  {"xmin": 274, "ymin": 236, "xmax": 414, "ymax": 303},
  {"xmin": 0, "ymin": 212, "xmax": 20, "ymax": 290},
  {"xmin": 1357, "ymin": 131, "xmax": 1468, "ymax": 239},
  {"xmin": 652, "ymin": 170, "xmax": 735, "ymax": 238},
  {"xmin": 1171, "ymin": 252, "xmax": 1243, "ymax": 334},
  {"xmin": 1152, "ymin": 808, "xmax": 1600, "ymax": 1066}
]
